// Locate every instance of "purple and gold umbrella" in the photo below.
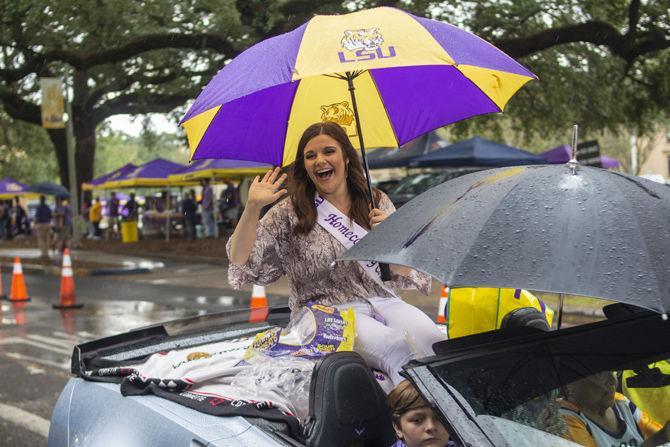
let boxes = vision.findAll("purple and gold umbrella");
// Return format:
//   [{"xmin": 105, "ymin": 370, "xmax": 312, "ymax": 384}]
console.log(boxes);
[{"xmin": 182, "ymin": 6, "xmax": 535, "ymax": 203}]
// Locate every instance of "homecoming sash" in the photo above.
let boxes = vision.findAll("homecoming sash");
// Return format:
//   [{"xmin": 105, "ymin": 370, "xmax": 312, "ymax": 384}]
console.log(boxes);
[{"xmin": 314, "ymin": 194, "xmax": 386, "ymax": 287}]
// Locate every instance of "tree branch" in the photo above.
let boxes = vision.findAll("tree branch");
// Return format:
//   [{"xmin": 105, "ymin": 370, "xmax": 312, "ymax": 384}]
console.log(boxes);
[
  {"xmin": 496, "ymin": 20, "xmax": 670, "ymax": 61},
  {"xmin": 45, "ymin": 33, "xmax": 240, "ymax": 70},
  {"xmin": 0, "ymin": 89, "xmax": 40, "ymax": 124},
  {"xmin": 91, "ymin": 92, "xmax": 192, "ymax": 125}
]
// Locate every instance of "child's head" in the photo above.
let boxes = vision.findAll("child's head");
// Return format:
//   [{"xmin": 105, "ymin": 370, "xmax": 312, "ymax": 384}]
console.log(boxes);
[{"xmin": 387, "ymin": 380, "xmax": 451, "ymax": 447}]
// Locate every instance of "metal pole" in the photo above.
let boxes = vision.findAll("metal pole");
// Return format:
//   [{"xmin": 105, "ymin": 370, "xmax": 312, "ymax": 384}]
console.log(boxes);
[
  {"xmin": 64, "ymin": 71, "xmax": 80, "ymax": 247},
  {"xmin": 346, "ymin": 72, "xmax": 376, "ymax": 208},
  {"xmin": 557, "ymin": 293, "xmax": 564, "ymax": 330},
  {"xmin": 630, "ymin": 134, "xmax": 638, "ymax": 175},
  {"xmin": 345, "ymin": 71, "xmax": 391, "ymax": 281}
]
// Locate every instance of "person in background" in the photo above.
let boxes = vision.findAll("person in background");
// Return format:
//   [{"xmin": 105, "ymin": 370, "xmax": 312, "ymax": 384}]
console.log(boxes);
[
  {"xmin": 123, "ymin": 193, "xmax": 138, "ymax": 221},
  {"xmin": 13, "ymin": 196, "xmax": 27, "ymax": 236},
  {"xmin": 34, "ymin": 195, "xmax": 52, "ymax": 258},
  {"xmin": 388, "ymin": 380, "xmax": 453, "ymax": 447},
  {"xmin": 200, "ymin": 178, "xmax": 216, "ymax": 238},
  {"xmin": 52, "ymin": 197, "xmax": 72, "ymax": 253},
  {"xmin": 219, "ymin": 180, "xmax": 241, "ymax": 229},
  {"xmin": 560, "ymin": 371, "xmax": 669, "ymax": 447},
  {"xmin": 0, "ymin": 200, "xmax": 8, "ymax": 240},
  {"xmin": 181, "ymin": 189, "xmax": 198, "ymax": 240},
  {"xmin": 89, "ymin": 197, "xmax": 102, "ymax": 238},
  {"xmin": 108, "ymin": 191, "xmax": 120, "ymax": 238},
  {"xmin": 82, "ymin": 198, "xmax": 92, "ymax": 237}
]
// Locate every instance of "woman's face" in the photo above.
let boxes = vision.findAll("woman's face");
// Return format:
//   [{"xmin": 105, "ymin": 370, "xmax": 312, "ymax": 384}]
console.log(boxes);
[
  {"xmin": 303, "ymin": 134, "xmax": 349, "ymax": 197},
  {"xmin": 394, "ymin": 406, "xmax": 451, "ymax": 447}
]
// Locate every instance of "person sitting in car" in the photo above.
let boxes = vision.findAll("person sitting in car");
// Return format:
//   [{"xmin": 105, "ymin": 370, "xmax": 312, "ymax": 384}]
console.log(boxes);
[
  {"xmin": 227, "ymin": 122, "xmax": 445, "ymax": 387},
  {"xmin": 387, "ymin": 380, "xmax": 453, "ymax": 447},
  {"xmin": 560, "ymin": 371, "xmax": 670, "ymax": 447}
]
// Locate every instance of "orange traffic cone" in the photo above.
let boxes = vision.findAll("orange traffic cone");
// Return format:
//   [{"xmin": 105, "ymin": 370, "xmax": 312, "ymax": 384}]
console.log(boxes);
[
  {"xmin": 0, "ymin": 264, "xmax": 6, "ymax": 300},
  {"xmin": 249, "ymin": 284, "xmax": 269, "ymax": 323},
  {"xmin": 436, "ymin": 284, "xmax": 449, "ymax": 324},
  {"xmin": 9, "ymin": 257, "xmax": 30, "ymax": 302},
  {"xmin": 53, "ymin": 249, "xmax": 83, "ymax": 309}
]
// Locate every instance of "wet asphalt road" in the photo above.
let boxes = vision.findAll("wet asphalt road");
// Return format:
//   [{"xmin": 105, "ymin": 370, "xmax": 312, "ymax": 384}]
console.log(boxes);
[{"xmin": 0, "ymin": 269, "xmax": 288, "ymax": 446}]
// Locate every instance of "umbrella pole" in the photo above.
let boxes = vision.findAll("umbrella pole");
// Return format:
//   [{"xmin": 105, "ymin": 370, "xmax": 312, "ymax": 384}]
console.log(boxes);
[
  {"xmin": 346, "ymin": 72, "xmax": 376, "ymax": 208},
  {"xmin": 346, "ymin": 71, "xmax": 392, "ymax": 281},
  {"xmin": 557, "ymin": 293, "xmax": 564, "ymax": 330}
]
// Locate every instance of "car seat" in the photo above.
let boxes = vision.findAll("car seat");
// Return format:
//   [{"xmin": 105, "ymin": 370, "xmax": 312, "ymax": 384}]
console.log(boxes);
[{"xmin": 303, "ymin": 351, "xmax": 396, "ymax": 447}]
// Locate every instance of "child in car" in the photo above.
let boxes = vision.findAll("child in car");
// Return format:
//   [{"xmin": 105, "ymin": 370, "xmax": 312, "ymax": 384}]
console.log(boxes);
[{"xmin": 387, "ymin": 380, "xmax": 453, "ymax": 447}]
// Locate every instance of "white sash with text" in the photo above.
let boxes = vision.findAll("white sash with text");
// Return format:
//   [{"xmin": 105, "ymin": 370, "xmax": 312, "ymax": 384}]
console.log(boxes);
[{"xmin": 314, "ymin": 194, "xmax": 386, "ymax": 286}]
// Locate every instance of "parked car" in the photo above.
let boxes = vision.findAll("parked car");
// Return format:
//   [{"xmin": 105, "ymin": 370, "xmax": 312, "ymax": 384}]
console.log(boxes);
[
  {"xmin": 388, "ymin": 168, "xmax": 481, "ymax": 208},
  {"xmin": 48, "ymin": 303, "xmax": 670, "ymax": 446}
]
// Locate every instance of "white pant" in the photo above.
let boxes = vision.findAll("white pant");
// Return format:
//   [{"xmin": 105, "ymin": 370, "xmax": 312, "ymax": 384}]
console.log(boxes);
[{"xmin": 334, "ymin": 297, "xmax": 446, "ymax": 387}]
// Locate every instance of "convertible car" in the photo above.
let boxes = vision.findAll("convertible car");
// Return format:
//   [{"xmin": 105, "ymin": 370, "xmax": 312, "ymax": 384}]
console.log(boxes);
[{"xmin": 48, "ymin": 303, "xmax": 670, "ymax": 446}]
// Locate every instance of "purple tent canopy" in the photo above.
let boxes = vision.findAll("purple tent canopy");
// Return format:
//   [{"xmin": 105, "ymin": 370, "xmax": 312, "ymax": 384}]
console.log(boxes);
[
  {"xmin": 82, "ymin": 163, "xmax": 137, "ymax": 190},
  {"xmin": 105, "ymin": 158, "xmax": 186, "ymax": 188},
  {"xmin": 0, "ymin": 177, "xmax": 32, "ymax": 198},
  {"xmin": 542, "ymin": 145, "xmax": 621, "ymax": 169}
]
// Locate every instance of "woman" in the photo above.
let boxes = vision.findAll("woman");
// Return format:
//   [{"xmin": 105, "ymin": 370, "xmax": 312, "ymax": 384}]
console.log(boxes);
[
  {"xmin": 560, "ymin": 371, "xmax": 669, "ymax": 447},
  {"xmin": 227, "ymin": 122, "xmax": 446, "ymax": 385},
  {"xmin": 387, "ymin": 380, "xmax": 452, "ymax": 447}
]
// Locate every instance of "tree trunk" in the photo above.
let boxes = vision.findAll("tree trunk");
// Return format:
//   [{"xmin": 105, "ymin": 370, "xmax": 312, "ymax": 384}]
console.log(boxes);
[{"xmin": 46, "ymin": 118, "xmax": 96, "ymax": 200}]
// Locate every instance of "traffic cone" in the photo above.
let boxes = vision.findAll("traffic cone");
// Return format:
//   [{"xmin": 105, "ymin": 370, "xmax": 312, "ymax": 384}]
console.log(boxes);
[
  {"xmin": 249, "ymin": 284, "xmax": 269, "ymax": 323},
  {"xmin": 436, "ymin": 284, "xmax": 449, "ymax": 324},
  {"xmin": 0, "ymin": 264, "xmax": 6, "ymax": 300},
  {"xmin": 53, "ymin": 249, "xmax": 83, "ymax": 309},
  {"xmin": 9, "ymin": 257, "xmax": 30, "ymax": 302}
]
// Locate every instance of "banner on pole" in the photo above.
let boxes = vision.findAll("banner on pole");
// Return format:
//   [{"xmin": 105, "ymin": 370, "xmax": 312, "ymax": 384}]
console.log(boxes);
[{"xmin": 40, "ymin": 77, "xmax": 65, "ymax": 129}]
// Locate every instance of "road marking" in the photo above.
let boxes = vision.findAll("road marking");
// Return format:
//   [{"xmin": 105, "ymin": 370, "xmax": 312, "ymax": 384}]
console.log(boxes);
[
  {"xmin": 0, "ymin": 337, "xmax": 71, "ymax": 355},
  {"xmin": 27, "ymin": 334, "xmax": 75, "ymax": 351},
  {"xmin": 5, "ymin": 352, "xmax": 70, "ymax": 371},
  {"xmin": 0, "ymin": 402, "xmax": 50, "ymax": 438}
]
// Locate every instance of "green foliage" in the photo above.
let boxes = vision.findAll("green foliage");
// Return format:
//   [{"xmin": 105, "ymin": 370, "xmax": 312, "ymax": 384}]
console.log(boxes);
[
  {"xmin": 0, "ymin": 108, "xmax": 59, "ymax": 183},
  {"xmin": 95, "ymin": 123, "xmax": 188, "ymax": 177},
  {"xmin": 0, "ymin": 0, "xmax": 668, "ymax": 182}
]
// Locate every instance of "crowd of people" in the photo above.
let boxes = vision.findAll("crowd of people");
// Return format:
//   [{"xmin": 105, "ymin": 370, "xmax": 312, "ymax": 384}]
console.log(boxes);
[{"xmin": 0, "ymin": 179, "xmax": 242, "ymax": 251}]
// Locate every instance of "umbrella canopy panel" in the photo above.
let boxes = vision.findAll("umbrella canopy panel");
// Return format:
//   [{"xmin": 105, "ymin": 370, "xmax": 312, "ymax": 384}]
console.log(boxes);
[
  {"xmin": 0, "ymin": 177, "xmax": 35, "ymax": 199},
  {"xmin": 181, "ymin": 7, "xmax": 535, "ymax": 167},
  {"xmin": 30, "ymin": 182, "xmax": 70, "ymax": 198},
  {"xmin": 542, "ymin": 145, "xmax": 621, "ymax": 169},
  {"xmin": 83, "ymin": 163, "xmax": 137, "ymax": 190},
  {"xmin": 410, "ymin": 136, "xmax": 545, "ymax": 168},
  {"xmin": 366, "ymin": 131, "xmax": 449, "ymax": 169},
  {"xmin": 341, "ymin": 165, "xmax": 670, "ymax": 314}
]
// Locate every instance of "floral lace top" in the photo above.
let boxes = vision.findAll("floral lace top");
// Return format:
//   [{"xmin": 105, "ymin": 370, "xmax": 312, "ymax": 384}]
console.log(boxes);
[{"xmin": 226, "ymin": 193, "xmax": 431, "ymax": 317}]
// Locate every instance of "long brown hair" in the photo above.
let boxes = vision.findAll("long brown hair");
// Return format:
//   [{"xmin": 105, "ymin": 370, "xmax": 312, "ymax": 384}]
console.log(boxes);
[{"xmin": 290, "ymin": 122, "xmax": 380, "ymax": 235}]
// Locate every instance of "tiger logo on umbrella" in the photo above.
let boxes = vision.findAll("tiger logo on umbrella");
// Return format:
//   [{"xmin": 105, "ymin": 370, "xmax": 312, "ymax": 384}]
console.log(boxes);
[
  {"xmin": 320, "ymin": 101, "xmax": 355, "ymax": 127},
  {"xmin": 341, "ymin": 28, "xmax": 384, "ymax": 52}
]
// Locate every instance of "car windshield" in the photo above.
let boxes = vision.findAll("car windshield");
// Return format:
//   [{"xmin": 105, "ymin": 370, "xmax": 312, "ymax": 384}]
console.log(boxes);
[{"xmin": 424, "ymin": 314, "xmax": 670, "ymax": 446}]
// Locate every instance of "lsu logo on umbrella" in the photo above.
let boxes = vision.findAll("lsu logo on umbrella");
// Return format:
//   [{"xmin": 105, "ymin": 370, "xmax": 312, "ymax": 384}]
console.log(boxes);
[{"xmin": 338, "ymin": 28, "xmax": 397, "ymax": 63}]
